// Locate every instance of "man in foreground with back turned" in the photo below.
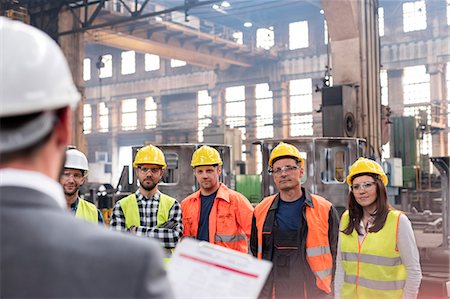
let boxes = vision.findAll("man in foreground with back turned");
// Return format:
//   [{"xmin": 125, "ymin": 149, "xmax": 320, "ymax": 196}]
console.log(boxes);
[{"xmin": 0, "ymin": 17, "xmax": 173, "ymax": 298}]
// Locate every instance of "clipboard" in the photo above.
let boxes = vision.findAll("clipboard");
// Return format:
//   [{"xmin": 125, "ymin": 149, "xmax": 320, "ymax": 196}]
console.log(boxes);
[{"xmin": 167, "ymin": 238, "xmax": 272, "ymax": 298}]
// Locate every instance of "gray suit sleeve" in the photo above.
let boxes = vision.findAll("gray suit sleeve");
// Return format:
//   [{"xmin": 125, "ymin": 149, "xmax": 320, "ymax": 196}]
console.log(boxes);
[{"xmin": 136, "ymin": 241, "xmax": 174, "ymax": 298}]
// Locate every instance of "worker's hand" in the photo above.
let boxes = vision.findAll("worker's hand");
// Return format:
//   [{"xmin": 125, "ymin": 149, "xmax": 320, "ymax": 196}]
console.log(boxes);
[
  {"xmin": 128, "ymin": 225, "xmax": 137, "ymax": 233},
  {"xmin": 160, "ymin": 220, "xmax": 178, "ymax": 230}
]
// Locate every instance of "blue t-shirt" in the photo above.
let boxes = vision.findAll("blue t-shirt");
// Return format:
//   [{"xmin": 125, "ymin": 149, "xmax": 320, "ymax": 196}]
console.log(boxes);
[
  {"xmin": 197, "ymin": 190, "xmax": 218, "ymax": 242},
  {"xmin": 276, "ymin": 193, "xmax": 306, "ymax": 231}
]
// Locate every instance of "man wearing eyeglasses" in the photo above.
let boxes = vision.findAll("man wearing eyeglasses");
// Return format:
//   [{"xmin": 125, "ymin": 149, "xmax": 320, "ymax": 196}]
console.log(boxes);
[
  {"xmin": 110, "ymin": 145, "xmax": 183, "ymax": 253},
  {"xmin": 250, "ymin": 142, "xmax": 339, "ymax": 299},
  {"xmin": 60, "ymin": 148, "xmax": 104, "ymax": 224}
]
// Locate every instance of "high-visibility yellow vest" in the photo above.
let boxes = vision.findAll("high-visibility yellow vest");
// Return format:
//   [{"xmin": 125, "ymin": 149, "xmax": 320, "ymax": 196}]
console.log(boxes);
[
  {"xmin": 340, "ymin": 210, "xmax": 406, "ymax": 299},
  {"xmin": 119, "ymin": 193, "xmax": 176, "ymax": 229},
  {"xmin": 75, "ymin": 198, "xmax": 99, "ymax": 224}
]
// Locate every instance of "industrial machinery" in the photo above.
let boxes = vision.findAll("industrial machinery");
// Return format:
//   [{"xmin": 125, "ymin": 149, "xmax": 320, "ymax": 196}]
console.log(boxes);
[{"xmin": 257, "ymin": 137, "xmax": 366, "ymax": 215}]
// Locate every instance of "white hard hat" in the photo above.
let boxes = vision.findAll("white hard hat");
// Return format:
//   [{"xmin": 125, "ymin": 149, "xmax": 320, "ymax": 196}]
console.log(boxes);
[
  {"xmin": 0, "ymin": 17, "xmax": 80, "ymax": 153},
  {"xmin": 65, "ymin": 149, "xmax": 89, "ymax": 172}
]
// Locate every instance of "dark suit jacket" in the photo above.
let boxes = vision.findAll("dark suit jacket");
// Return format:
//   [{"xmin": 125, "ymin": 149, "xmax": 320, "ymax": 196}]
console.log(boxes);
[{"xmin": 0, "ymin": 186, "xmax": 174, "ymax": 298}]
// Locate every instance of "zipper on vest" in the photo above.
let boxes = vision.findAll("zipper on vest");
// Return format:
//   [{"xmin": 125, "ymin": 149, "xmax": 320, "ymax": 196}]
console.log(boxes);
[{"xmin": 356, "ymin": 233, "xmax": 368, "ymax": 299}]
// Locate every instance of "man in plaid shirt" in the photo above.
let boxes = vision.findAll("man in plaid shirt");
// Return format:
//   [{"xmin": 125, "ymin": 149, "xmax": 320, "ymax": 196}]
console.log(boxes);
[{"xmin": 110, "ymin": 145, "xmax": 183, "ymax": 251}]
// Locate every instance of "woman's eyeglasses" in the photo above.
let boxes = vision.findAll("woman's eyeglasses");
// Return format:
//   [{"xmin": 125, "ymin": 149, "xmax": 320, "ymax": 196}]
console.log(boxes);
[{"xmin": 351, "ymin": 181, "xmax": 376, "ymax": 191}]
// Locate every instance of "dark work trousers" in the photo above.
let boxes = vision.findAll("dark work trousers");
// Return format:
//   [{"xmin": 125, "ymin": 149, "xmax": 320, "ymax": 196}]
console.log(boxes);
[{"xmin": 272, "ymin": 226, "xmax": 306, "ymax": 299}]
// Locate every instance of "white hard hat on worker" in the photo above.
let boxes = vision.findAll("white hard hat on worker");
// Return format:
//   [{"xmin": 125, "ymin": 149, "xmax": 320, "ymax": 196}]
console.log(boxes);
[{"xmin": 0, "ymin": 17, "xmax": 80, "ymax": 154}]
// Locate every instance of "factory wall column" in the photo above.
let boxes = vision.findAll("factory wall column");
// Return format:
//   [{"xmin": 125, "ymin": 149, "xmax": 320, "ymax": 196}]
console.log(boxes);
[
  {"xmin": 59, "ymin": 9, "xmax": 86, "ymax": 152},
  {"xmin": 245, "ymin": 85, "xmax": 257, "ymax": 175},
  {"xmin": 106, "ymin": 100, "xmax": 120, "ymax": 187},
  {"xmin": 154, "ymin": 96, "xmax": 164, "ymax": 143},
  {"xmin": 137, "ymin": 98, "xmax": 146, "ymax": 131},
  {"xmin": 270, "ymin": 81, "xmax": 290, "ymax": 139},
  {"xmin": 427, "ymin": 63, "xmax": 448, "ymax": 156},
  {"xmin": 312, "ymin": 79, "xmax": 323, "ymax": 136},
  {"xmin": 209, "ymin": 88, "xmax": 226, "ymax": 127},
  {"xmin": 387, "ymin": 69, "xmax": 404, "ymax": 117}
]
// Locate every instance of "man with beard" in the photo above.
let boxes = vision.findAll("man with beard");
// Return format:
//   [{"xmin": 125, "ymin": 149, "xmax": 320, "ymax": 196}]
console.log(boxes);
[
  {"xmin": 181, "ymin": 145, "xmax": 253, "ymax": 253},
  {"xmin": 250, "ymin": 142, "xmax": 339, "ymax": 299},
  {"xmin": 0, "ymin": 17, "xmax": 172, "ymax": 298},
  {"xmin": 110, "ymin": 145, "xmax": 183, "ymax": 253},
  {"xmin": 60, "ymin": 148, "xmax": 104, "ymax": 224}
]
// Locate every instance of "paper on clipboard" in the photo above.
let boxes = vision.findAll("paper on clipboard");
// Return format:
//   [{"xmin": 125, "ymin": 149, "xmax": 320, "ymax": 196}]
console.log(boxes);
[{"xmin": 167, "ymin": 238, "xmax": 272, "ymax": 298}]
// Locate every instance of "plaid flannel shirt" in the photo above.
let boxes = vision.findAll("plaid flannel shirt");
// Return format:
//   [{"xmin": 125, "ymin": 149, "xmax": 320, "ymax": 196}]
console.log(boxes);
[{"xmin": 110, "ymin": 190, "xmax": 183, "ymax": 249}]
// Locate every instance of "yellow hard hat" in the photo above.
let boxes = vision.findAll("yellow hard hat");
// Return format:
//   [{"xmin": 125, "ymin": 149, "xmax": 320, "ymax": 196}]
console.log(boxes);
[
  {"xmin": 133, "ymin": 145, "xmax": 166, "ymax": 168},
  {"xmin": 346, "ymin": 157, "xmax": 388, "ymax": 186},
  {"xmin": 191, "ymin": 145, "xmax": 223, "ymax": 167},
  {"xmin": 269, "ymin": 142, "xmax": 304, "ymax": 167}
]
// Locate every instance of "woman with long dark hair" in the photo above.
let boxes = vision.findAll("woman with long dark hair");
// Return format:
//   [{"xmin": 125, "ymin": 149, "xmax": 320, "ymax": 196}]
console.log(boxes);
[{"xmin": 334, "ymin": 158, "xmax": 422, "ymax": 299}]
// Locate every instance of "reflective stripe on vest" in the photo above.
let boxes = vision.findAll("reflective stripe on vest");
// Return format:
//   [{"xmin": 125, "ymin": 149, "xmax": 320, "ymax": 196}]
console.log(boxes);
[
  {"xmin": 214, "ymin": 233, "xmax": 247, "ymax": 243},
  {"xmin": 340, "ymin": 210, "xmax": 406, "ymax": 299},
  {"xmin": 75, "ymin": 198, "xmax": 98, "ymax": 224},
  {"xmin": 254, "ymin": 194, "xmax": 333, "ymax": 294},
  {"xmin": 120, "ymin": 193, "xmax": 176, "ymax": 229}
]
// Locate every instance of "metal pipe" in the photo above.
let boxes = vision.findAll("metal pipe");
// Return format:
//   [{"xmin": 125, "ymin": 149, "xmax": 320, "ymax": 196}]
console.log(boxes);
[{"xmin": 430, "ymin": 156, "xmax": 449, "ymax": 248}]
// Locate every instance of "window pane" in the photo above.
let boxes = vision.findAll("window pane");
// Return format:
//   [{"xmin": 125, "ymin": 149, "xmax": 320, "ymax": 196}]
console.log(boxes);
[
  {"xmin": 121, "ymin": 98, "xmax": 137, "ymax": 130},
  {"xmin": 83, "ymin": 58, "xmax": 91, "ymax": 81},
  {"xmin": 403, "ymin": 65, "xmax": 430, "ymax": 105},
  {"xmin": 198, "ymin": 90, "xmax": 212, "ymax": 142},
  {"xmin": 121, "ymin": 50, "xmax": 135, "ymax": 75},
  {"xmin": 378, "ymin": 7, "xmax": 384, "ymax": 37},
  {"xmin": 98, "ymin": 102, "xmax": 109, "ymax": 132},
  {"xmin": 403, "ymin": 1, "xmax": 427, "ymax": 32},
  {"xmin": 145, "ymin": 97, "xmax": 157, "ymax": 129},
  {"xmin": 290, "ymin": 78, "xmax": 313, "ymax": 136},
  {"xmin": 256, "ymin": 83, "xmax": 273, "ymax": 139},
  {"xmin": 256, "ymin": 27, "xmax": 274, "ymax": 50},
  {"xmin": 289, "ymin": 21, "xmax": 309, "ymax": 50},
  {"xmin": 99, "ymin": 54, "xmax": 112, "ymax": 78},
  {"xmin": 83, "ymin": 104, "xmax": 92, "ymax": 134},
  {"xmin": 145, "ymin": 54, "xmax": 160, "ymax": 71},
  {"xmin": 171, "ymin": 59, "xmax": 186, "ymax": 67}
]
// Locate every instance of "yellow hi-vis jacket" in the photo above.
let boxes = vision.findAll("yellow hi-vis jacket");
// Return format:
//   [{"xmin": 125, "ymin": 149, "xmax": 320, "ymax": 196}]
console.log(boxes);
[
  {"xmin": 340, "ymin": 210, "xmax": 406, "ymax": 299},
  {"xmin": 119, "ymin": 193, "xmax": 176, "ymax": 229},
  {"xmin": 75, "ymin": 198, "xmax": 98, "ymax": 224}
]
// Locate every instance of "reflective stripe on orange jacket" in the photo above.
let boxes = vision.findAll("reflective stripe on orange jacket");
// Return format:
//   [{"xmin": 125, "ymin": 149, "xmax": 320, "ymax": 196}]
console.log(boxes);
[
  {"xmin": 254, "ymin": 193, "xmax": 333, "ymax": 294},
  {"xmin": 181, "ymin": 183, "xmax": 254, "ymax": 253}
]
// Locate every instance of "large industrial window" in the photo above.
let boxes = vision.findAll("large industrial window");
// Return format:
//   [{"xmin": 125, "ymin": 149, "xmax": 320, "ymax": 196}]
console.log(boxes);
[
  {"xmin": 171, "ymin": 59, "xmax": 186, "ymax": 67},
  {"xmin": 256, "ymin": 27, "xmax": 274, "ymax": 50},
  {"xmin": 121, "ymin": 98, "xmax": 137, "ymax": 131},
  {"xmin": 98, "ymin": 54, "xmax": 112, "ymax": 78},
  {"xmin": 289, "ymin": 21, "xmax": 309, "ymax": 50},
  {"xmin": 403, "ymin": 0, "xmax": 427, "ymax": 32},
  {"xmin": 447, "ymin": 62, "xmax": 450, "ymax": 154},
  {"xmin": 83, "ymin": 104, "xmax": 92, "ymax": 134},
  {"xmin": 145, "ymin": 54, "xmax": 160, "ymax": 71},
  {"xmin": 83, "ymin": 58, "xmax": 91, "ymax": 81},
  {"xmin": 403, "ymin": 66, "xmax": 430, "ymax": 105},
  {"xmin": 121, "ymin": 50, "xmax": 135, "ymax": 75},
  {"xmin": 98, "ymin": 102, "xmax": 109, "ymax": 132},
  {"xmin": 378, "ymin": 7, "xmax": 385, "ymax": 37},
  {"xmin": 197, "ymin": 90, "xmax": 212, "ymax": 142},
  {"xmin": 380, "ymin": 69, "xmax": 388, "ymax": 105},
  {"xmin": 226, "ymin": 86, "xmax": 246, "ymax": 161},
  {"xmin": 255, "ymin": 83, "xmax": 273, "ymax": 139},
  {"xmin": 448, "ymin": 0, "xmax": 450, "ymax": 25},
  {"xmin": 290, "ymin": 78, "xmax": 313, "ymax": 136},
  {"xmin": 145, "ymin": 97, "xmax": 157, "ymax": 129}
]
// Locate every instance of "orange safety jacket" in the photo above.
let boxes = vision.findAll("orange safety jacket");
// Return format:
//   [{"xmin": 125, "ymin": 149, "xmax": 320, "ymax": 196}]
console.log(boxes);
[
  {"xmin": 254, "ymin": 193, "xmax": 333, "ymax": 294},
  {"xmin": 181, "ymin": 183, "xmax": 254, "ymax": 253}
]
